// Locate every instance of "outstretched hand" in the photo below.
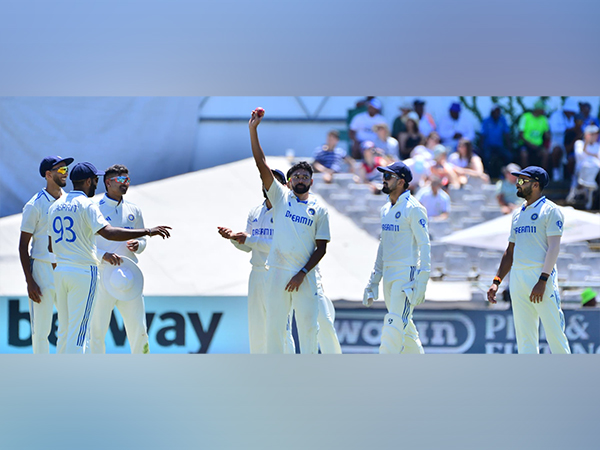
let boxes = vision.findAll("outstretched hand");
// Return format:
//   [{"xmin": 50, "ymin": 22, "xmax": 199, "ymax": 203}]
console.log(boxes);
[
  {"xmin": 217, "ymin": 226, "xmax": 233, "ymax": 239},
  {"xmin": 149, "ymin": 226, "xmax": 172, "ymax": 239}
]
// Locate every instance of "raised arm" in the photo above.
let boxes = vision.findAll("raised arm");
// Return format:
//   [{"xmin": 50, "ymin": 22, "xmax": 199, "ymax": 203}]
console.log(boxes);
[{"xmin": 249, "ymin": 108, "xmax": 275, "ymax": 191}]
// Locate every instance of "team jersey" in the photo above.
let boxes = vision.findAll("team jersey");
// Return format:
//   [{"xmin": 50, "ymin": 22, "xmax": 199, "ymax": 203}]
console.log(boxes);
[
  {"xmin": 20, "ymin": 188, "xmax": 65, "ymax": 263},
  {"xmin": 48, "ymin": 191, "xmax": 109, "ymax": 268},
  {"xmin": 266, "ymin": 180, "xmax": 330, "ymax": 271},
  {"xmin": 95, "ymin": 194, "xmax": 146, "ymax": 263},
  {"xmin": 380, "ymin": 190, "xmax": 431, "ymax": 270},
  {"xmin": 509, "ymin": 196, "xmax": 564, "ymax": 271},
  {"xmin": 237, "ymin": 203, "xmax": 275, "ymax": 268}
]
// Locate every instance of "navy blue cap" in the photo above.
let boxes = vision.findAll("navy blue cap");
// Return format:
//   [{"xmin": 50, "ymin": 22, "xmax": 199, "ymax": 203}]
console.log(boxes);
[
  {"xmin": 511, "ymin": 166, "xmax": 549, "ymax": 188},
  {"xmin": 450, "ymin": 102, "xmax": 461, "ymax": 112},
  {"xmin": 368, "ymin": 98, "xmax": 382, "ymax": 110},
  {"xmin": 39, "ymin": 156, "xmax": 74, "ymax": 177},
  {"xmin": 70, "ymin": 162, "xmax": 105, "ymax": 181},
  {"xmin": 271, "ymin": 169, "xmax": 286, "ymax": 184},
  {"xmin": 377, "ymin": 161, "xmax": 413, "ymax": 183},
  {"xmin": 413, "ymin": 98, "xmax": 425, "ymax": 106}
]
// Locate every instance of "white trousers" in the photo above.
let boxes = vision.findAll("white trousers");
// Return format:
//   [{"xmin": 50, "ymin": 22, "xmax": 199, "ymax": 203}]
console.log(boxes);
[
  {"xmin": 89, "ymin": 282, "xmax": 149, "ymax": 354},
  {"xmin": 54, "ymin": 265, "xmax": 98, "ymax": 354},
  {"xmin": 29, "ymin": 260, "xmax": 58, "ymax": 354},
  {"xmin": 265, "ymin": 267, "xmax": 319, "ymax": 354},
  {"xmin": 316, "ymin": 281, "xmax": 342, "ymax": 354},
  {"xmin": 380, "ymin": 265, "xmax": 424, "ymax": 354},
  {"xmin": 509, "ymin": 268, "xmax": 571, "ymax": 354}
]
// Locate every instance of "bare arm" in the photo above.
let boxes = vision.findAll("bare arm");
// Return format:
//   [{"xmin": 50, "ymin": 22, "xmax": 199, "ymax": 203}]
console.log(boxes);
[
  {"xmin": 529, "ymin": 235, "xmax": 561, "ymax": 304},
  {"xmin": 285, "ymin": 240, "xmax": 328, "ymax": 292},
  {"xmin": 18, "ymin": 232, "xmax": 42, "ymax": 303},
  {"xmin": 249, "ymin": 108, "xmax": 274, "ymax": 191},
  {"xmin": 97, "ymin": 224, "xmax": 171, "ymax": 241},
  {"xmin": 487, "ymin": 242, "xmax": 514, "ymax": 304}
]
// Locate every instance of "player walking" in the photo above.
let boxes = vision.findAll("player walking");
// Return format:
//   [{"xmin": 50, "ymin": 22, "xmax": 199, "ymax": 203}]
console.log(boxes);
[
  {"xmin": 19, "ymin": 155, "xmax": 74, "ymax": 353},
  {"xmin": 248, "ymin": 108, "xmax": 331, "ymax": 354},
  {"xmin": 48, "ymin": 162, "xmax": 171, "ymax": 354},
  {"xmin": 363, "ymin": 162, "xmax": 430, "ymax": 354},
  {"xmin": 487, "ymin": 166, "xmax": 570, "ymax": 353},
  {"xmin": 89, "ymin": 164, "xmax": 151, "ymax": 354}
]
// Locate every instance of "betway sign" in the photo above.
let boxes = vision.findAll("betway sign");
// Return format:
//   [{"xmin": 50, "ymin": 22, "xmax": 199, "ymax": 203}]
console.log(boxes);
[{"xmin": 335, "ymin": 308, "xmax": 600, "ymax": 354}]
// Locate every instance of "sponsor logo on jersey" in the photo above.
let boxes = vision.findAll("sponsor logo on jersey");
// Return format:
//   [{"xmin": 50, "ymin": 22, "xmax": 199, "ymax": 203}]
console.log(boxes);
[
  {"xmin": 556, "ymin": 220, "xmax": 563, "ymax": 230},
  {"xmin": 531, "ymin": 213, "xmax": 538, "ymax": 220},
  {"xmin": 252, "ymin": 218, "xmax": 258, "ymax": 222},
  {"xmin": 395, "ymin": 212, "xmax": 401, "ymax": 219},
  {"xmin": 99, "ymin": 199, "xmax": 106, "ymax": 205},
  {"xmin": 514, "ymin": 225, "xmax": 536, "ymax": 234},
  {"xmin": 128, "ymin": 214, "xmax": 135, "ymax": 221},
  {"xmin": 252, "ymin": 228, "xmax": 274, "ymax": 237},
  {"xmin": 54, "ymin": 203, "xmax": 78, "ymax": 212},
  {"xmin": 382, "ymin": 223, "xmax": 400, "ymax": 232},
  {"xmin": 419, "ymin": 218, "xmax": 427, "ymax": 228},
  {"xmin": 285, "ymin": 210, "xmax": 313, "ymax": 227},
  {"xmin": 307, "ymin": 208, "xmax": 315, "ymax": 216},
  {"xmin": 106, "ymin": 216, "xmax": 112, "ymax": 222}
]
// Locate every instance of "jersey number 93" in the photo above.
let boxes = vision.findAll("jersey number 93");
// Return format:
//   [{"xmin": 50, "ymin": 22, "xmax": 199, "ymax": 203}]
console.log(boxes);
[{"xmin": 53, "ymin": 216, "xmax": 77, "ymax": 243}]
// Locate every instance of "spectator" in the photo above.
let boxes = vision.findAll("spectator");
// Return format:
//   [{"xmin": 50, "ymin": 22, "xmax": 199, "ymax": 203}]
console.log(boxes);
[
  {"xmin": 566, "ymin": 125, "xmax": 600, "ymax": 209},
  {"xmin": 312, "ymin": 130, "xmax": 356, "ymax": 183},
  {"xmin": 479, "ymin": 103, "xmax": 512, "ymax": 179},
  {"xmin": 358, "ymin": 141, "xmax": 387, "ymax": 193},
  {"xmin": 372, "ymin": 123, "xmax": 400, "ymax": 162},
  {"xmin": 437, "ymin": 101, "xmax": 476, "ymax": 152},
  {"xmin": 564, "ymin": 113, "xmax": 585, "ymax": 180},
  {"xmin": 415, "ymin": 176, "xmax": 451, "ymax": 221},
  {"xmin": 413, "ymin": 99, "xmax": 436, "ymax": 137},
  {"xmin": 398, "ymin": 112, "xmax": 424, "ymax": 160},
  {"xmin": 411, "ymin": 131, "xmax": 441, "ymax": 161},
  {"xmin": 349, "ymin": 98, "xmax": 386, "ymax": 159},
  {"xmin": 448, "ymin": 138, "xmax": 490, "ymax": 184},
  {"xmin": 548, "ymin": 97, "xmax": 578, "ymax": 181},
  {"xmin": 430, "ymin": 145, "xmax": 461, "ymax": 189},
  {"xmin": 391, "ymin": 101, "xmax": 413, "ymax": 140},
  {"xmin": 579, "ymin": 101, "xmax": 600, "ymax": 130},
  {"xmin": 581, "ymin": 288, "xmax": 597, "ymax": 307},
  {"xmin": 518, "ymin": 100, "xmax": 550, "ymax": 170},
  {"xmin": 496, "ymin": 163, "xmax": 522, "ymax": 214}
]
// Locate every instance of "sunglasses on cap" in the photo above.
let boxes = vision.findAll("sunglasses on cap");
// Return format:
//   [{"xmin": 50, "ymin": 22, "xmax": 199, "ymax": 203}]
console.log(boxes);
[
  {"xmin": 382, "ymin": 173, "xmax": 398, "ymax": 181},
  {"xmin": 516, "ymin": 178, "xmax": 533, "ymax": 186},
  {"xmin": 51, "ymin": 166, "xmax": 69, "ymax": 175},
  {"xmin": 109, "ymin": 176, "xmax": 130, "ymax": 185}
]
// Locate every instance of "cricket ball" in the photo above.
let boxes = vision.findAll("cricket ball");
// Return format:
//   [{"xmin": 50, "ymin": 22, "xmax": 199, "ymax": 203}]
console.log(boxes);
[{"xmin": 256, "ymin": 107, "xmax": 265, "ymax": 117}]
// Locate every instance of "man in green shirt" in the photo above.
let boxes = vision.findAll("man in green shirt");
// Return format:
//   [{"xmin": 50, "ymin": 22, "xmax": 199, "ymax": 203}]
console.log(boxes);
[{"xmin": 518, "ymin": 100, "xmax": 550, "ymax": 171}]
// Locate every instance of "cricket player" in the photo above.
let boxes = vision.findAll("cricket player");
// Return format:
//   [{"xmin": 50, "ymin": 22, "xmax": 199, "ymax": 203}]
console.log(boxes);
[
  {"xmin": 363, "ymin": 162, "xmax": 430, "ymax": 354},
  {"xmin": 18, "ymin": 155, "xmax": 74, "ymax": 353},
  {"xmin": 249, "ymin": 107, "xmax": 331, "ymax": 354},
  {"xmin": 487, "ymin": 166, "xmax": 570, "ymax": 354},
  {"xmin": 48, "ymin": 162, "xmax": 171, "ymax": 354},
  {"xmin": 89, "ymin": 164, "xmax": 150, "ymax": 354}
]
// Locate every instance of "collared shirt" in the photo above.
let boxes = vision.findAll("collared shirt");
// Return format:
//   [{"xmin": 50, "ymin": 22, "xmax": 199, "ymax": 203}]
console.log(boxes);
[
  {"xmin": 509, "ymin": 197, "xmax": 564, "ymax": 271},
  {"xmin": 234, "ymin": 202, "xmax": 274, "ymax": 268},
  {"xmin": 20, "ymin": 188, "xmax": 64, "ymax": 263},
  {"xmin": 266, "ymin": 181, "xmax": 330, "ymax": 271},
  {"xmin": 48, "ymin": 191, "xmax": 109, "ymax": 267}
]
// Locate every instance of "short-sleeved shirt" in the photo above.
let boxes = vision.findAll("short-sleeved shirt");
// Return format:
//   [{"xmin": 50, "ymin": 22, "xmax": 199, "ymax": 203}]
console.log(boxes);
[
  {"xmin": 266, "ymin": 181, "xmax": 330, "ymax": 271},
  {"xmin": 415, "ymin": 187, "xmax": 451, "ymax": 218},
  {"xmin": 349, "ymin": 112, "xmax": 386, "ymax": 143},
  {"xmin": 380, "ymin": 190, "xmax": 431, "ymax": 271},
  {"xmin": 495, "ymin": 179, "xmax": 521, "ymax": 206},
  {"xmin": 508, "ymin": 197, "xmax": 563, "ymax": 271},
  {"xmin": 480, "ymin": 115, "xmax": 509, "ymax": 148},
  {"xmin": 548, "ymin": 110, "xmax": 575, "ymax": 141},
  {"xmin": 240, "ymin": 203, "xmax": 274, "ymax": 268},
  {"xmin": 20, "ymin": 188, "xmax": 64, "ymax": 263},
  {"xmin": 313, "ymin": 146, "xmax": 348, "ymax": 173},
  {"xmin": 48, "ymin": 191, "xmax": 109, "ymax": 268},
  {"xmin": 519, "ymin": 112, "xmax": 549, "ymax": 147}
]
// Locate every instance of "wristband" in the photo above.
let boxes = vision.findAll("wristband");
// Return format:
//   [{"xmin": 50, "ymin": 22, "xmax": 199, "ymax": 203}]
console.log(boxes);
[
  {"xmin": 300, "ymin": 267, "xmax": 308, "ymax": 274},
  {"xmin": 146, "ymin": 228, "xmax": 151, "ymax": 236},
  {"xmin": 492, "ymin": 276, "xmax": 502, "ymax": 286},
  {"xmin": 539, "ymin": 274, "xmax": 549, "ymax": 282}
]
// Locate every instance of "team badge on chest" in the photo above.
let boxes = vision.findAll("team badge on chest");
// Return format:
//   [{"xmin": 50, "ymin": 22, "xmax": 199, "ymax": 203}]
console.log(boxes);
[
  {"xmin": 128, "ymin": 214, "xmax": 135, "ymax": 221},
  {"xmin": 395, "ymin": 212, "xmax": 401, "ymax": 219},
  {"xmin": 531, "ymin": 213, "xmax": 538, "ymax": 221}
]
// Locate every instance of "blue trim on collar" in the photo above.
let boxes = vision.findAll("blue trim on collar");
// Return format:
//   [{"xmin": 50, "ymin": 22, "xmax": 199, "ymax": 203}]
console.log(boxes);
[{"xmin": 522, "ymin": 196, "xmax": 546, "ymax": 211}]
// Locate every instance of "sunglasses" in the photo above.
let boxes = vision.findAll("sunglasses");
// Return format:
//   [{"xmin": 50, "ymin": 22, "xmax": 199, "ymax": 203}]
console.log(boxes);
[
  {"xmin": 291, "ymin": 174, "xmax": 311, "ymax": 181},
  {"xmin": 516, "ymin": 178, "xmax": 533, "ymax": 186},
  {"xmin": 109, "ymin": 176, "xmax": 130, "ymax": 185},
  {"xmin": 382, "ymin": 173, "xmax": 398, "ymax": 181},
  {"xmin": 51, "ymin": 166, "xmax": 68, "ymax": 175}
]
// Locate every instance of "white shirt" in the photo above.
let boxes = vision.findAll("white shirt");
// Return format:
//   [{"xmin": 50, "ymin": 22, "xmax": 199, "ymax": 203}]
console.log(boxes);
[
  {"xmin": 48, "ymin": 191, "xmax": 109, "ymax": 268},
  {"xmin": 266, "ymin": 181, "xmax": 331, "ymax": 271},
  {"xmin": 437, "ymin": 113, "xmax": 475, "ymax": 150},
  {"xmin": 20, "ymin": 188, "xmax": 64, "ymax": 263},
  {"xmin": 509, "ymin": 197, "xmax": 564, "ymax": 271},
  {"xmin": 548, "ymin": 109, "xmax": 575, "ymax": 141},
  {"xmin": 574, "ymin": 140, "xmax": 600, "ymax": 168},
  {"xmin": 380, "ymin": 190, "xmax": 431, "ymax": 271},
  {"xmin": 95, "ymin": 194, "xmax": 146, "ymax": 263},
  {"xmin": 415, "ymin": 186, "xmax": 451, "ymax": 218},
  {"xmin": 350, "ymin": 112, "xmax": 387, "ymax": 143},
  {"xmin": 232, "ymin": 203, "xmax": 274, "ymax": 269}
]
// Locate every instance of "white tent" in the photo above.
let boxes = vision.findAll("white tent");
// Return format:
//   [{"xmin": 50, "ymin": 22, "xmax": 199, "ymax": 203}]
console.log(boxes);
[
  {"xmin": 0, "ymin": 157, "xmax": 380, "ymax": 300},
  {"xmin": 439, "ymin": 206, "xmax": 600, "ymax": 250}
]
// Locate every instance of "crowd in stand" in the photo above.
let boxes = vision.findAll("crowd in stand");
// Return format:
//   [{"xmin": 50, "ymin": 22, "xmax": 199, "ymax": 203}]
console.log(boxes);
[{"xmin": 311, "ymin": 97, "xmax": 600, "ymax": 213}]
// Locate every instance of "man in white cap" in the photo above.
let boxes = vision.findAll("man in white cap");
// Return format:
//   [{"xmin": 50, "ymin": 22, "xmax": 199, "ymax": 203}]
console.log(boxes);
[
  {"xmin": 548, "ymin": 97, "xmax": 578, "ymax": 181},
  {"xmin": 363, "ymin": 161, "xmax": 430, "ymax": 354},
  {"xmin": 19, "ymin": 155, "xmax": 74, "ymax": 353},
  {"xmin": 349, "ymin": 98, "xmax": 387, "ymax": 159},
  {"xmin": 89, "ymin": 164, "xmax": 151, "ymax": 354},
  {"xmin": 48, "ymin": 162, "xmax": 171, "ymax": 354}
]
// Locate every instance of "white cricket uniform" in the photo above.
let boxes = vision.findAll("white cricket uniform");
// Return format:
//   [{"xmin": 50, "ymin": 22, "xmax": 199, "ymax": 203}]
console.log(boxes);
[
  {"xmin": 48, "ymin": 191, "xmax": 109, "ymax": 354},
  {"xmin": 89, "ymin": 194, "xmax": 149, "ymax": 354},
  {"xmin": 265, "ymin": 181, "xmax": 331, "ymax": 354},
  {"xmin": 20, "ymin": 188, "xmax": 64, "ymax": 353},
  {"xmin": 377, "ymin": 190, "xmax": 430, "ymax": 354},
  {"xmin": 508, "ymin": 197, "xmax": 570, "ymax": 354}
]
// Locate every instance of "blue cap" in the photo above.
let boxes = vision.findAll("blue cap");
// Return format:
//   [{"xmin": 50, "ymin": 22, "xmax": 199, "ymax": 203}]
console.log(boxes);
[
  {"xmin": 377, "ymin": 161, "xmax": 413, "ymax": 183},
  {"xmin": 511, "ymin": 166, "xmax": 549, "ymax": 188},
  {"xmin": 271, "ymin": 169, "xmax": 286, "ymax": 184},
  {"xmin": 450, "ymin": 102, "xmax": 461, "ymax": 112},
  {"xmin": 70, "ymin": 162, "xmax": 105, "ymax": 181},
  {"xmin": 39, "ymin": 155, "xmax": 74, "ymax": 177},
  {"xmin": 368, "ymin": 98, "xmax": 382, "ymax": 110}
]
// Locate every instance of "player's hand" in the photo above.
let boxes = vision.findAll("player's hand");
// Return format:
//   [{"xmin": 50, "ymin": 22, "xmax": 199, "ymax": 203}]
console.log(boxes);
[
  {"xmin": 217, "ymin": 226, "xmax": 233, "ymax": 239},
  {"xmin": 529, "ymin": 280, "xmax": 546, "ymax": 303},
  {"xmin": 126, "ymin": 240, "xmax": 139, "ymax": 252},
  {"xmin": 285, "ymin": 272, "xmax": 306, "ymax": 292},
  {"xmin": 27, "ymin": 279, "xmax": 42, "ymax": 304},
  {"xmin": 487, "ymin": 284, "xmax": 498, "ymax": 304},
  {"xmin": 149, "ymin": 226, "xmax": 172, "ymax": 239},
  {"xmin": 249, "ymin": 108, "xmax": 265, "ymax": 129},
  {"xmin": 103, "ymin": 252, "xmax": 122, "ymax": 266},
  {"xmin": 231, "ymin": 232, "xmax": 248, "ymax": 245},
  {"xmin": 362, "ymin": 288, "xmax": 374, "ymax": 307},
  {"xmin": 410, "ymin": 270, "xmax": 429, "ymax": 306}
]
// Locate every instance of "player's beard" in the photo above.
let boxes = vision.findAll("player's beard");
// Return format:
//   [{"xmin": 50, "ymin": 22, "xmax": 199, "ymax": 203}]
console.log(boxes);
[
  {"xmin": 52, "ymin": 172, "xmax": 67, "ymax": 188},
  {"xmin": 293, "ymin": 183, "xmax": 310, "ymax": 194},
  {"xmin": 87, "ymin": 180, "xmax": 98, "ymax": 198},
  {"xmin": 382, "ymin": 184, "xmax": 391, "ymax": 194},
  {"xmin": 516, "ymin": 184, "xmax": 531, "ymax": 199}
]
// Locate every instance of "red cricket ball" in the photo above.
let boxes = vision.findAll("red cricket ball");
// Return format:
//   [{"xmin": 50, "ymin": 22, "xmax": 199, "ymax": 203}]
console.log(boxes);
[{"xmin": 256, "ymin": 107, "xmax": 265, "ymax": 117}]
